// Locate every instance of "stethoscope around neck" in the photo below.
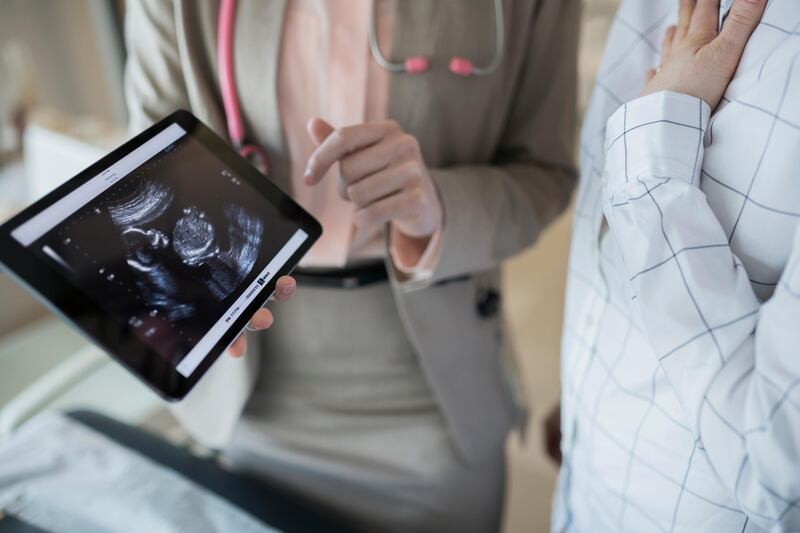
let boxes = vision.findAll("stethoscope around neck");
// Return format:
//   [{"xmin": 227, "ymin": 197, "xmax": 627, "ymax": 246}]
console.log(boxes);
[
  {"xmin": 217, "ymin": 0, "xmax": 505, "ymax": 176},
  {"xmin": 369, "ymin": 0, "xmax": 505, "ymax": 76}
]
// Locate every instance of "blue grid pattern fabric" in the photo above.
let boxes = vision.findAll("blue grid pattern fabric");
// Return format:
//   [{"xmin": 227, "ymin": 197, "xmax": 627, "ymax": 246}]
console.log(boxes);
[{"xmin": 554, "ymin": 1, "xmax": 800, "ymax": 531}]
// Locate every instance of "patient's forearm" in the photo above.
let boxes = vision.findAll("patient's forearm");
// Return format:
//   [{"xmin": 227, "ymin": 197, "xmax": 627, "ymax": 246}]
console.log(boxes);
[{"xmin": 602, "ymin": 90, "xmax": 800, "ymax": 530}]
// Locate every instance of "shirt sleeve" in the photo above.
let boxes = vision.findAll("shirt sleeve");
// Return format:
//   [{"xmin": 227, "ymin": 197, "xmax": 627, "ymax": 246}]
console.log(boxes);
[
  {"xmin": 602, "ymin": 90, "xmax": 800, "ymax": 530},
  {"xmin": 388, "ymin": 226, "xmax": 443, "ymax": 282}
]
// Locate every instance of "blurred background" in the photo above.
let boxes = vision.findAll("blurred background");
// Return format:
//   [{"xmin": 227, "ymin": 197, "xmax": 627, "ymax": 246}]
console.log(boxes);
[{"xmin": 0, "ymin": 1, "xmax": 620, "ymax": 530}]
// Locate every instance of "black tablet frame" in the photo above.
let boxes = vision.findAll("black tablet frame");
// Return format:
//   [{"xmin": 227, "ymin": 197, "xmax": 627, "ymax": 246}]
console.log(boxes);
[{"xmin": 0, "ymin": 110, "xmax": 321, "ymax": 401}]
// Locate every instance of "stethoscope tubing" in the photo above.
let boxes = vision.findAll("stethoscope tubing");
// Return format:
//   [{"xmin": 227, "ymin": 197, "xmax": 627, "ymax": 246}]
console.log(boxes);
[{"xmin": 218, "ymin": 0, "xmax": 244, "ymax": 148}]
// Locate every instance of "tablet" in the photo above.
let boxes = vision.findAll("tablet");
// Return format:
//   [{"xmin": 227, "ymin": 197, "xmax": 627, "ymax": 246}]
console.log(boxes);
[{"xmin": 0, "ymin": 110, "xmax": 321, "ymax": 400}]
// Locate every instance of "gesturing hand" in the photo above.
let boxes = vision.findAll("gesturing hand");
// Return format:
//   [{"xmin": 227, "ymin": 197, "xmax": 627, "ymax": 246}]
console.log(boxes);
[
  {"xmin": 643, "ymin": 0, "xmax": 767, "ymax": 110},
  {"xmin": 304, "ymin": 118, "xmax": 443, "ymax": 241}
]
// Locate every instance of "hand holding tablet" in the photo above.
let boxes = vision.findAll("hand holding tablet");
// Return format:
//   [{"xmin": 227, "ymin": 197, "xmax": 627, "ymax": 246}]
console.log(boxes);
[
  {"xmin": 0, "ymin": 111, "xmax": 321, "ymax": 400},
  {"xmin": 228, "ymin": 274, "xmax": 295, "ymax": 358}
]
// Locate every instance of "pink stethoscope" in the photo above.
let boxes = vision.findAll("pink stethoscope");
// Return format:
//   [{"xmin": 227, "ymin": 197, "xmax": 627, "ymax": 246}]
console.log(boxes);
[{"xmin": 218, "ymin": 0, "xmax": 505, "ymax": 176}]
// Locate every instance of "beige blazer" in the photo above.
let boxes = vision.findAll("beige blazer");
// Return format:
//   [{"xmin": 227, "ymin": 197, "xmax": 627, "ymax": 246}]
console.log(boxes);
[{"xmin": 124, "ymin": 0, "xmax": 580, "ymax": 463}]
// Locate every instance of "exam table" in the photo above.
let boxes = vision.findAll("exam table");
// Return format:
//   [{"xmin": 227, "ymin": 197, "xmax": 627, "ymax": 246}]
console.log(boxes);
[{"xmin": 0, "ymin": 410, "xmax": 356, "ymax": 533}]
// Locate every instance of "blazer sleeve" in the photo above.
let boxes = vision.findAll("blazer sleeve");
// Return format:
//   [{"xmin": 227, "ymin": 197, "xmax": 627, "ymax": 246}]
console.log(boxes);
[
  {"xmin": 124, "ymin": 0, "xmax": 191, "ymax": 132},
  {"xmin": 422, "ymin": 0, "xmax": 580, "ymax": 286}
]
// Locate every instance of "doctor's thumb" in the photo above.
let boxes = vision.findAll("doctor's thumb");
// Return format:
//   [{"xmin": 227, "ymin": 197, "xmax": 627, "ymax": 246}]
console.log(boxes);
[{"xmin": 306, "ymin": 117, "xmax": 335, "ymax": 146}]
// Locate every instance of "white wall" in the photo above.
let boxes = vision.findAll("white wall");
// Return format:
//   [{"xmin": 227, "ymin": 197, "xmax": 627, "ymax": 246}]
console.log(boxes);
[
  {"xmin": 0, "ymin": 0, "xmax": 126, "ymax": 125},
  {"xmin": 0, "ymin": 0, "xmax": 127, "ymax": 336}
]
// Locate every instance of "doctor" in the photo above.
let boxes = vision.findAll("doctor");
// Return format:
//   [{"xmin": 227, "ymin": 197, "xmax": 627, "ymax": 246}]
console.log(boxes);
[{"xmin": 125, "ymin": 1, "xmax": 579, "ymax": 531}]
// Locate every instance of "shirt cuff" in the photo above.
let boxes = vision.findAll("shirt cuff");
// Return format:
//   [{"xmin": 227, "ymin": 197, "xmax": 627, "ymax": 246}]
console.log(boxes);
[
  {"xmin": 389, "ymin": 226, "xmax": 443, "ymax": 282},
  {"xmin": 603, "ymin": 91, "xmax": 711, "ymax": 201}
]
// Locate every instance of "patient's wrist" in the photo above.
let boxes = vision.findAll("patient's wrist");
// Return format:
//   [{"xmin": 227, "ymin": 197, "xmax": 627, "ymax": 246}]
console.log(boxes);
[{"xmin": 603, "ymin": 91, "xmax": 711, "ymax": 203}]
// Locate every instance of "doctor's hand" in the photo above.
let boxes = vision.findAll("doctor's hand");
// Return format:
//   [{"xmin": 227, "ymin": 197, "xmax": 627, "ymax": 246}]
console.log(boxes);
[
  {"xmin": 543, "ymin": 403, "xmax": 562, "ymax": 465},
  {"xmin": 643, "ymin": 0, "xmax": 767, "ymax": 110},
  {"xmin": 227, "ymin": 275, "xmax": 296, "ymax": 358},
  {"xmin": 304, "ymin": 118, "xmax": 443, "ymax": 257}
]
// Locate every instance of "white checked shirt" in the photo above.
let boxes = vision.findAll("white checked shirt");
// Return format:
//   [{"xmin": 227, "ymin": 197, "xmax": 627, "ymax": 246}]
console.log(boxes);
[{"xmin": 555, "ymin": 0, "xmax": 800, "ymax": 531}]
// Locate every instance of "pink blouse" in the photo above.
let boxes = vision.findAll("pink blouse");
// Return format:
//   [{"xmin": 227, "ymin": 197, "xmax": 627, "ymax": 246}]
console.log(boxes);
[{"xmin": 277, "ymin": 0, "xmax": 440, "ymax": 274}]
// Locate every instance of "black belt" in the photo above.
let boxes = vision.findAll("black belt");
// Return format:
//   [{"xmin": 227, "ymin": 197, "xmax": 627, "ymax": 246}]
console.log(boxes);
[
  {"xmin": 292, "ymin": 261, "xmax": 389, "ymax": 289},
  {"xmin": 292, "ymin": 263, "xmax": 501, "ymax": 318}
]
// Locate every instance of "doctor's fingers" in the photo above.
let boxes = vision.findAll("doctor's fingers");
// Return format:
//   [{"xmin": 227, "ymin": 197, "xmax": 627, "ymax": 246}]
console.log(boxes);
[
  {"xmin": 335, "ymin": 138, "xmax": 394, "ymax": 201},
  {"xmin": 228, "ymin": 309, "xmax": 271, "ymax": 355},
  {"xmin": 228, "ymin": 333, "xmax": 248, "ymax": 358},
  {"xmin": 228, "ymin": 278, "xmax": 292, "ymax": 358},
  {"xmin": 272, "ymin": 275, "xmax": 296, "ymax": 302},
  {"xmin": 247, "ymin": 307, "xmax": 274, "ymax": 331},
  {"xmin": 353, "ymin": 188, "xmax": 425, "ymax": 228},
  {"xmin": 336, "ymin": 134, "xmax": 416, "ymax": 200},
  {"xmin": 346, "ymin": 162, "xmax": 421, "ymax": 208},
  {"xmin": 337, "ymin": 135, "xmax": 403, "ymax": 187},
  {"xmin": 305, "ymin": 120, "xmax": 401, "ymax": 185}
]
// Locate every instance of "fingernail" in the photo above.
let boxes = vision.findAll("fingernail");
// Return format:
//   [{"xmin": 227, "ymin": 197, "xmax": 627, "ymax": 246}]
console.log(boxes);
[
  {"xmin": 279, "ymin": 284, "xmax": 293, "ymax": 295},
  {"xmin": 304, "ymin": 165, "xmax": 313, "ymax": 183}
]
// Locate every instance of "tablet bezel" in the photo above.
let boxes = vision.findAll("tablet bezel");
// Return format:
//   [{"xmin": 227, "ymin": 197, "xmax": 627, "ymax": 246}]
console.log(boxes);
[{"xmin": 0, "ymin": 110, "xmax": 321, "ymax": 401}]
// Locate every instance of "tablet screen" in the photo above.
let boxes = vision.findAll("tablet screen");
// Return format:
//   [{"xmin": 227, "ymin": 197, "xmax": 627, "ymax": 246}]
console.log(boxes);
[{"xmin": 10, "ymin": 123, "xmax": 308, "ymax": 378}]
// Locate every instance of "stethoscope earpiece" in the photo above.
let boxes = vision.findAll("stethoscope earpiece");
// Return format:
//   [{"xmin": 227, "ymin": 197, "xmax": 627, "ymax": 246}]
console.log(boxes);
[
  {"xmin": 401, "ymin": 56, "xmax": 475, "ymax": 77},
  {"xmin": 404, "ymin": 56, "xmax": 430, "ymax": 75},
  {"xmin": 370, "ymin": 0, "xmax": 504, "ymax": 78},
  {"xmin": 449, "ymin": 57, "xmax": 474, "ymax": 77}
]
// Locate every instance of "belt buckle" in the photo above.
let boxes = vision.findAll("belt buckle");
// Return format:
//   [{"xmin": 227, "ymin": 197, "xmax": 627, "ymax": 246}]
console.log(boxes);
[{"xmin": 342, "ymin": 276, "xmax": 360, "ymax": 289}]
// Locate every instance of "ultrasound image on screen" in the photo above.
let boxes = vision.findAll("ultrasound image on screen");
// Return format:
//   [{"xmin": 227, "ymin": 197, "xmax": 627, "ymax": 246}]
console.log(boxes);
[
  {"xmin": 30, "ymin": 134, "xmax": 299, "ymax": 367},
  {"xmin": 107, "ymin": 179, "xmax": 263, "ymax": 321}
]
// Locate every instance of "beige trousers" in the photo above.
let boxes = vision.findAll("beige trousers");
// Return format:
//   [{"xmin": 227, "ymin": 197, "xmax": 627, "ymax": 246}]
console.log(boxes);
[{"xmin": 223, "ymin": 282, "xmax": 505, "ymax": 533}]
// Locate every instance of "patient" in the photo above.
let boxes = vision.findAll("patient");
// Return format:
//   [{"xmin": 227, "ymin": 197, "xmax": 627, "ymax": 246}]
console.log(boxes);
[{"xmin": 550, "ymin": 0, "xmax": 800, "ymax": 531}]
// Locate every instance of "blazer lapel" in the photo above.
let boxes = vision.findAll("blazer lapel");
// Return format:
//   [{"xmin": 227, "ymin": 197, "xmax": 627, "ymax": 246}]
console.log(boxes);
[
  {"xmin": 387, "ymin": 0, "xmax": 502, "ymax": 166},
  {"xmin": 387, "ymin": 0, "xmax": 438, "ymax": 131},
  {"xmin": 236, "ymin": 0, "xmax": 290, "ymax": 189}
]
